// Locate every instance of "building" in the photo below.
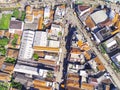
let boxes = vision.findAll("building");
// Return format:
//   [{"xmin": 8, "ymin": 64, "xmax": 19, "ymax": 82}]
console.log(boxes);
[
  {"xmin": 0, "ymin": 63, "xmax": 14, "ymax": 74},
  {"xmin": 7, "ymin": 49, "xmax": 19, "ymax": 58},
  {"xmin": 9, "ymin": 18, "xmax": 24, "ymax": 34},
  {"xmin": 92, "ymin": 27, "xmax": 112, "ymax": 43},
  {"xmin": 111, "ymin": 53, "xmax": 120, "ymax": 69},
  {"xmin": 81, "ymin": 82, "xmax": 94, "ymax": 90},
  {"xmin": 18, "ymin": 30, "xmax": 35, "ymax": 60},
  {"xmin": 48, "ymin": 24, "xmax": 63, "ymax": 40},
  {"xmin": 33, "ymin": 80, "xmax": 54, "ymax": 90},
  {"xmin": 77, "ymin": 5, "xmax": 91, "ymax": 16},
  {"xmin": 102, "ymin": 32, "xmax": 120, "ymax": 53},
  {"xmin": 54, "ymin": 5, "xmax": 66, "ymax": 23},
  {"xmin": 34, "ymin": 31, "xmax": 47, "ymax": 46},
  {"xmin": 44, "ymin": 6, "xmax": 50, "ymax": 25}
]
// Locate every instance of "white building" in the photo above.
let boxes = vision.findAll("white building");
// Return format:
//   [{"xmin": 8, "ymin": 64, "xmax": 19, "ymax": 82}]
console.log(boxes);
[
  {"xmin": 34, "ymin": 31, "xmax": 48, "ymax": 46},
  {"xmin": 18, "ymin": 30, "xmax": 35, "ymax": 60}
]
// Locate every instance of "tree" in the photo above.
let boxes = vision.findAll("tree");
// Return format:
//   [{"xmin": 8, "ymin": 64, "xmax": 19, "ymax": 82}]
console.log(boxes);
[
  {"xmin": 5, "ymin": 57, "xmax": 16, "ymax": 64},
  {"xmin": 0, "ymin": 37, "xmax": 9, "ymax": 46},
  {"xmin": 12, "ymin": 34, "xmax": 18, "ymax": 47},
  {"xmin": 11, "ymin": 81, "xmax": 22, "ymax": 90},
  {"xmin": 33, "ymin": 53, "xmax": 39, "ymax": 60},
  {"xmin": 58, "ymin": 31, "xmax": 62, "ymax": 36}
]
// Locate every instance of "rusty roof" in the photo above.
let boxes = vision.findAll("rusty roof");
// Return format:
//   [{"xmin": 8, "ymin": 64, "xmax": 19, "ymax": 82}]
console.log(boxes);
[
  {"xmin": 7, "ymin": 49, "xmax": 19, "ymax": 58},
  {"xmin": 81, "ymin": 83, "xmax": 94, "ymax": 90},
  {"xmin": 94, "ymin": 57, "xmax": 105, "ymax": 71},
  {"xmin": 38, "ymin": 59, "xmax": 56, "ymax": 66},
  {"xmin": 85, "ymin": 16, "xmax": 95, "ymax": 29}
]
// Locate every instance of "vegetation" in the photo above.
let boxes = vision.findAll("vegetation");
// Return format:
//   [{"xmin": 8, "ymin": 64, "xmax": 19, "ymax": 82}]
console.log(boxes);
[
  {"xmin": 11, "ymin": 80, "xmax": 22, "ymax": 90},
  {"xmin": 5, "ymin": 57, "xmax": 16, "ymax": 64},
  {"xmin": 0, "ymin": 14, "xmax": 11, "ymax": 30},
  {"xmin": 0, "ymin": 37, "xmax": 9, "ymax": 56},
  {"xmin": 58, "ymin": 31, "xmax": 62, "ymax": 36},
  {"xmin": 20, "ymin": 11, "xmax": 26, "ymax": 21},
  {"xmin": 46, "ymin": 71, "xmax": 54, "ymax": 78},
  {"xmin": 0, "ymin": 46, "xmax": 6, "ymax": 56},
  {"xmin": 33, "ymin": 53, "xmax": 39, "ymax": 60},
  {"xmin": 98, "ymin": 44, "xmax": 106, "ymax": 54},
  {"xmin": 0, "ymin": 37, "xmax": 9, "ymax": 46},
  {"xmin": 111, "ymin": 62, "xmax": 120, "ymax": 72},
  {"xmin": 12, "ymin": 9, "xmax": 20, "ymax": 19},
  {"xmin": 0, "ymin": 82, "xmax": 9, "ymax": 90},
  {"xmin": 12, "ymin": 34, "xmax": 18, "ymax": 47}
]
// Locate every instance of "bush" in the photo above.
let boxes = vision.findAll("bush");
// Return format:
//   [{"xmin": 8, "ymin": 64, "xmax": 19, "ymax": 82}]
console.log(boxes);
[
  {"xmin": 0, "ymin": 37, "xmax": 9, "ymax": 46},
  {"xmin": 5, "ymin": 57, "xmax": 16, "ymax": 64},
  {"xmin": 33, "ymin": 53, "xmax": 39, "ymax": 60},
  {"xmin": 12, "ymin": 34, "xmax": 18, "ymax": 47},
  {"xmin": 11, "ymin": 81, "xmax": 22, "ymax": 90},
  {"xmin": 20, "ymin": 11, "xmax": 26, "ymax": 21},
  {"xmin": 0, "ymin": 47, "xmax": 6, "ymax": 56},
  {"xmin": 12, "ymin": 9, "xmax": 20, "ymax": 19}
]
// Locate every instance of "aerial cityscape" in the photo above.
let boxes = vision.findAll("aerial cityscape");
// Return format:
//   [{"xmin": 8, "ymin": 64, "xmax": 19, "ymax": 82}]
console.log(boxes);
[{"xmin": 0, "ymin": 0, "xmax": 120, "ymax": 90}]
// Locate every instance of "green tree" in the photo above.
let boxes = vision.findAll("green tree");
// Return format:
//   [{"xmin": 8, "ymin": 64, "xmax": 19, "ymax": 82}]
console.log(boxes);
[
  {"xmin": 20, "ymin": 11, "xmax": 26, "ymax": 21},
  {"xmin": 5, "ymin": 57, "xmax": 16, "ymax": 64},
  {"xmin": 0, "ymin": 37, "xmax": 9, "ymax": 46},
  {"xmin": 33, "ymin": 53, "xmax": 39, "ymax": 60},
  {"xmin": 12, "ymin": 9, "xmax": 20, "ymax": 18},
  {"xmin": 11, "ymin": 81, "xmax": 22, "ymax": 90},
  {"xmin": 12, "ymin": 34, "xmax": 18, "ymax": 47},
  {"xmin": 58, "ymin": 31, "xmax": 62, "ymax": 36}
]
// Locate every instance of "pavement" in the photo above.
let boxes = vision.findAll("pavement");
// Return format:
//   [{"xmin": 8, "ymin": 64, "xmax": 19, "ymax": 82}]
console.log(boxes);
[
  {"xmin": 55, "ymin": 17, "xmax": 69, "ymax": 90},
  {"xmin": 64, "ymin": 7, "xmax": 120, "ymax": 89}
]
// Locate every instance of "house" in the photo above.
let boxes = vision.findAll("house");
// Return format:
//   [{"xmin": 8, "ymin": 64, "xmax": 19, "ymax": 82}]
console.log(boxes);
[
  {"xmin": 33, "ymin": 80, "xmax": 54, "ymax": 90},
  {"xmin": 69, "ymin": 48, "xmax": 85, "ymax": 63},
  {"xmin": 66, "ymin": 73, "xmax": 81, "ymax": 90},
  {"xmin": 18, "ymin": 30, "xmax": 35, "ymax": 60},
  {"xmin": 0, "ymin": 63, "xmax": 14, "ymax": 74},
  {"xmin": 77, "ymin": 5, "xmax": 91, "ymax": 16},
  {"xmin": 0, "ymin": 72, "xmax": 11, "ymax": 82},
  {"xmin": 44, "ymin": 6, "xmax": 51, "ymax": 25},
  {"xmin": 111, "ymin": 53, "xmax": 120, "ymax": 69},
  {"xmin": 7, "ymin": 49, "xmax": 19, "ymax": 58},
  {"xmin": 102, "ymin": 32, "xmax": 120, "ymax": 53},
  {"xmin": 81, "ymin": 83, "xmax": 94, "ymax": 90},
  {"xmin": 54, "ymin": 5, "xmax": 66, "ymax": 23},
  {"xmin": 48, "ymin": 24, "xmax": 63, "ymax": 40},
  {"xmin": 88, "ymin": 57, "xmax": 105, "ymax": 72},
  {"xmin": 92, "ymin": 27, "xmax": 112, "ymax": 43},
  {"xmin": 9, "ymin": 18, "xmax": 24, "ymax": 34}
]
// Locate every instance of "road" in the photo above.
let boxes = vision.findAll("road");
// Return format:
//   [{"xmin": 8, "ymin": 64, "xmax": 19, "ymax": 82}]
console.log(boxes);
[
  {"xmin": 55, "ymin": 17, "xmax": 69, "ymax": 90},
  {"xmin": 64, "ymin": 7, "xmax": 120, "ymax": 89}
]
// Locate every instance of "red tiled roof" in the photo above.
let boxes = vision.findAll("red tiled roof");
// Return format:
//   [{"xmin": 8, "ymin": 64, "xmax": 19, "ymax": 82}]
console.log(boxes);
[{"xmin": 78, "ymin": 5, "xmax": 90, "ymax": 11}]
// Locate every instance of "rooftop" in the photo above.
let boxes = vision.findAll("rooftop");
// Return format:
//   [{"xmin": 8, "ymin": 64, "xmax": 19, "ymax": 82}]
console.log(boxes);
[
  {"xmin": 81, "ymin": 82, "xmax": 94, "ymax": 90},
  {"xmin": 7, "ymin": 49, "xmax": 19, "ymax": 58},
  {"xmin": 90, "ymin": 10, "xmax": 108, "ymax": 24},
  {"xmin": 9, "ymin": 20, "xmax": 23, "ymax": 30},
  {"xmin": 34, "ymin": 31, "xmax": 47, "ymax": 47},
  {"xmin": 111, "ymin": 52, "xmax": 120, "ymax": 68},
  {"xmin": 78, "ymin": 5, "xmax": 90, "ymax": 11}
]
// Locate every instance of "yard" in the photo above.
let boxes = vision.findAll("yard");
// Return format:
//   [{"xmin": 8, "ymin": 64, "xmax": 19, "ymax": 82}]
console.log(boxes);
[{"xmin": 0, "ymin": 14, "xmax": 11, "ymax": 30}]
